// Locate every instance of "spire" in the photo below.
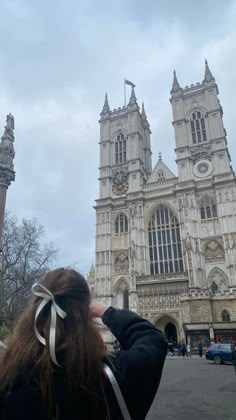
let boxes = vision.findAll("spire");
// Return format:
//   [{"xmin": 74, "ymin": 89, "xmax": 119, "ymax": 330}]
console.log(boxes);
[
  {"xmin": 101, "ymin": 92, "xmax": 110, "ymax": 115},
  {"xmin": 128, "ymin": 86, "xmax": 137, "ymax": 106},
  {"xmin": 89, "ymin": 261, "xmax": 95, "ymax": 273},
  {"xmin": 171, "ymin": 70, "xmax": 181, "ymax": 94},
  {"xmin": 204, "ymin": 59, "xmax": 215, "ymax": 83},
  {"xmin": 141, "ymin": 102, "xmax": 147, "ymax": 119}
]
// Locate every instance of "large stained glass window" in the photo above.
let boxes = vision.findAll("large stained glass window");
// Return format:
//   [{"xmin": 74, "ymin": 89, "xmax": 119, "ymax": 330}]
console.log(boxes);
[{"xmin": 148, "ymin": 207, "xmax": 183, "ymax": 274}]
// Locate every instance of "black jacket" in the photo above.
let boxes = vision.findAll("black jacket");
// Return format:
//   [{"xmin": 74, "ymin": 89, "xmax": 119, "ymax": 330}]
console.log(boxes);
[{"xmin": 0, "ymin": 307, "xmax": 167, "ymax": 420}]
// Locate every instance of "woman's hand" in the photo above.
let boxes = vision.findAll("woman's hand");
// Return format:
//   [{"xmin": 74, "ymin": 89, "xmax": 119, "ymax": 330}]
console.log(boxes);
[{"xmin": 89, "ymin": 301, "xmax": 108, "ymax": 318}]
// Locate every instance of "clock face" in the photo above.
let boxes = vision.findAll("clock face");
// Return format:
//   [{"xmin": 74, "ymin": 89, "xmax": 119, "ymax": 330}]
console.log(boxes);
[
  {"xmin": 193, "ymin": 159, "xmax": 213, "ymax": 178},
  {"xmin": 112, "ymin": 167, "xmax": 129, "ymax": 196}
]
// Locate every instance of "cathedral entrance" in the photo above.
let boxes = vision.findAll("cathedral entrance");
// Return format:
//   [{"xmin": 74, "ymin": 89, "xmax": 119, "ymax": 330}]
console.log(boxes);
[
  {"xmin": 155, "ymin": 315, "xmax": 179, "ymax": 343},
  {"xmin": 164, "ymin": 323, "xmax": 177, "ymax": 343}
]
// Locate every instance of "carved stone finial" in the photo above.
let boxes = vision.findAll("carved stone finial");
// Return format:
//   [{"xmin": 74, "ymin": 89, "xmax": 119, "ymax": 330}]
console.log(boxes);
[
  {"xmin": 0, "ymin": 114, "xmax": 15, "ymax": 187},
  {"xmin": 141, "ymin": 102, "xmax": 147, "ymax": 119},
  {"xmin": 2, "ymin": 114, "xmax": 15, "ymax": 139},
  {"xmin": 171, "ymin": 70, "xmax": 181, "ymax": 94},
  {"xmin": 203, "ymin": 59, "xmax": 215, "ymax": 83},
  {"xmin": 101, "ymin": 92, "xmax": 110, "ymax": 115},
  {"xmin": 128, "ymin": 86, "xmax": 137, "ymax": 106}
]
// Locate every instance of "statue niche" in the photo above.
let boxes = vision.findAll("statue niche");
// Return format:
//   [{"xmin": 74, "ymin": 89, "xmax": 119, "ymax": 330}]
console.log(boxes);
[
  {"xmin": 114, "ymin": 252, "xmax": 129, "ymax": 273},
  {"xmin": 208, "ymin": 267, "xmax": 229, "ymax": 294}
]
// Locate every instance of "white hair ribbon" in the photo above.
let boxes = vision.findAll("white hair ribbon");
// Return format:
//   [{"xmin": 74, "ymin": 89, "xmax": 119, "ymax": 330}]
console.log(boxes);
[{"xmin": 32, "ymin": 283, "xmax": 67, "ymax": 367}]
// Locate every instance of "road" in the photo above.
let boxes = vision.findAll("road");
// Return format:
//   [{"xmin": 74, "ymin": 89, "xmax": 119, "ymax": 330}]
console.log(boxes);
[{"xmin": 147, "ymin": 357, "xmax": 236, "ymax": 420}]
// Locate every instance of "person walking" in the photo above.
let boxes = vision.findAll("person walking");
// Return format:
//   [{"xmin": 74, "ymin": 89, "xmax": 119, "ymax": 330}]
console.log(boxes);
[
  {"xmin": 187, "ymin": 343, "xmax": 191, "ymax": 358},
  {"xmin": 0, "ymin": 268, "xmax": 167, "ymax": 420},
  {"xmin": 181, "ymin": 342, "xmax": 187, "ymax": 357},
  {"xmin": 198, "ymin": 342, "xmax": 203, "ymax": 357}
]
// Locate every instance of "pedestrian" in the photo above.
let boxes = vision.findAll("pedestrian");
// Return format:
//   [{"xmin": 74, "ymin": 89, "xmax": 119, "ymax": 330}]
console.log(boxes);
[
  {"xmin": 187, "ymin": 343, "xmax": 191, "ymax": 357},
  {"xmin": 177, "ymin": 342, "xmax": 182, "ymax": 356},
  {"xmin": 181, "ymin": 342, "xmax": 187, "ymax": 357},
  {"xmin": 198, "ymin": 342, "xmax": 203, "ymax": 357},
  {"xmin": 0, "ymin": 268, "xmax": 167, "ymax": 420}
]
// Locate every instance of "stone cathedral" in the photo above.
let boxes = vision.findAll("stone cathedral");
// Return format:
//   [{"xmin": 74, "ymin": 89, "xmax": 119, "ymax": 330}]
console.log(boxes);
[{"xmin": 88, "ymin": 61, "xmax": 236, "ymax": 346}]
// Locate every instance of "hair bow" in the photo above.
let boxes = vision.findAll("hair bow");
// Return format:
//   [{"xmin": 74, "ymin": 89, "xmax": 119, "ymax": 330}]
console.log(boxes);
[{"xmin": 32, "ymin": 283, "xmax": 67, "ymax": 366}]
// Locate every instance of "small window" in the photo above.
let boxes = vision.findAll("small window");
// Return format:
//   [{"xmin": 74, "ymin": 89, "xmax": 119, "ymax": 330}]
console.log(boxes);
[
  {"xmin": 222, "ymin": 310, "xmax": 230, "ymax": 322},
  {"xmin": 115, "ymin": 213, "xmax": 128, "ymax": 234},
  {"xmin": 200, "ymin": 196, "xmax": 217, "ymax": 220}
]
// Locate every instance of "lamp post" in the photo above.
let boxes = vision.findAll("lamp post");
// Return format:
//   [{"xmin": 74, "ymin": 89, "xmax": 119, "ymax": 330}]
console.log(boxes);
[{"xmin": 0, "ymin": 114, "xmax": 15, "ymax": 250}]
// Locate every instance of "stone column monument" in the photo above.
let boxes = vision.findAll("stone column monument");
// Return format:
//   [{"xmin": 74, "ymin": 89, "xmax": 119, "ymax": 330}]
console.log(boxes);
[{"xmin": 0, "ymin": 114, "xmax": 15, "ymax": 250}]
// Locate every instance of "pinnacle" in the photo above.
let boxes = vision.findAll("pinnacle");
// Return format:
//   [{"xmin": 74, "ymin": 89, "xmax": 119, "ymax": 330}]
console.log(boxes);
[
  {"xmin": 101, "ymin": 92, "xmax": 110, "ymax": 114},
  {"xmin": 141, "ymin": 102, "xmax": 147, "ymax": 119},
  {"xmin": 128, "ymin": 86, "xmax": 137, "ymax": 106},
  {"xmin": 89, "ymin": 261, "xmax": 95, "ymax": 273},
  {"xmin": 171, "ymin": 69, "xmax": 181, "ymax": 94},
  {"xmin": 204, "ymin": 59, "xmax": 215, "ymax": 83}
]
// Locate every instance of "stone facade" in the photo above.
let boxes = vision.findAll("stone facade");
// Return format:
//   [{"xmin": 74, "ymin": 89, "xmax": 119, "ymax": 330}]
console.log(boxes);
[{"xmin": 89, "ymin": 62, "xmax": 236, "ymax": 345}]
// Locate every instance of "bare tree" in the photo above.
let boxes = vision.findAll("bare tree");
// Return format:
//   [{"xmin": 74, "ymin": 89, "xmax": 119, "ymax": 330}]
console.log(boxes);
[{"xmin": 0, "ymin": 212, "xmax": 58, "ymax": 323}]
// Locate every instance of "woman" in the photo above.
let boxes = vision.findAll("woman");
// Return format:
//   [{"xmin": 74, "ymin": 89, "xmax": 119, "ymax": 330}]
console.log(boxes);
[{"xmin": 0, "ymin": 268, "xmax": 167, "ymax": 419}]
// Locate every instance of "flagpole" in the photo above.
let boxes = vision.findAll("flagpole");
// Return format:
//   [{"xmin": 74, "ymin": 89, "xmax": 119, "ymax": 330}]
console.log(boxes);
[{"xmin": 124, "ymin": 77, "xmax": 126, "ymax": 107}]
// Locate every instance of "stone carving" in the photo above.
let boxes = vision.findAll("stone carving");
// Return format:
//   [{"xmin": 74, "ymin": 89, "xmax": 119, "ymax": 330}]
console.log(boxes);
[
  {"xmin": 190, "ymin": 145, "xmax": 211, "ymax": 163},
  {"xmin": 112, "ymin": 166, "xmax": 129, "ymax": 195},
  {"xmin": 114, "ymin": 252, "xmax": 129, "ymax": 273},
  {"xmin": 208, "ymin": 267, "xmax": 228, "ymax": 293},
  {"xmin": 230, "ymin": 234, "xmax": 236, "ymax": 248},
  {"xmin": 3, "ymin": 114, "xmax": 14, "ymax": 138},
  {"xmin": 204, "ymin": 240, "xmax": 224, "ymax": 262},
  {"xmin": 129, "ymin": 203, "xmax": 137, "ymax": 222}
]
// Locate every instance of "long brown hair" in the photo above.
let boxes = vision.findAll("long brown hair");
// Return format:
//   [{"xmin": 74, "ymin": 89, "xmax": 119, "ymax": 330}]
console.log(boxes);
[{"xmin": 0, "ymin": 268, "xmax": 108, "ymax": 418}]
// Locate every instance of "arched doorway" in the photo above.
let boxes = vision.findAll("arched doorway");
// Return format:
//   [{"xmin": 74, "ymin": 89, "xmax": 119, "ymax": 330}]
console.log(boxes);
[
  {"xmin": 155, "ymin": 315, "xmax": 180, "ymax": 343},
  {"xmin": 165, "ymin": 322, "xmax": 177, "ymax": 343}
]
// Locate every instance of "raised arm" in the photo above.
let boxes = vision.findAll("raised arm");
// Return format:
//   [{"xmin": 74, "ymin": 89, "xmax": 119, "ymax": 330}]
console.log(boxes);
[{"xmin": 102, "ymin": 306, "xmax": 167, "ymax": 420}]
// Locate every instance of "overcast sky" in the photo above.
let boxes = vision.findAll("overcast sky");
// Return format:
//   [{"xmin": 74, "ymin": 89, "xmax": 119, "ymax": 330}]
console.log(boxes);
[{"xmin": 0, "ymin": 0, "xmax": 236, "ymax": 277}]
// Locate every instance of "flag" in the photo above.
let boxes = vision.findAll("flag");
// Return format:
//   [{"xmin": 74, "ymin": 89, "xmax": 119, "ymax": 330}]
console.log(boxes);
[{"xmin": 125, "ymin": 78, "xmax": 136, "ymax": 88}]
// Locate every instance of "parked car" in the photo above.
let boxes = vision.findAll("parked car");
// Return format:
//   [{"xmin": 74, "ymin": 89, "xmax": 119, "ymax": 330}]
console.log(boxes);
[{"xmin": 205, "ymin": 343, "xmax": 236, "ymax": 364}]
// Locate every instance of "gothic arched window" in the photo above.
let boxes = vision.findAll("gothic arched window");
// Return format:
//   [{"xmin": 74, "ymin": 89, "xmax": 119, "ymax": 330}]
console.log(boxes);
[
  {"xmin": 222, "ymin": 309, "xmax": 230, "ymax": 322},
  {"xmin": 200, "ymin": 196, "xmax": 217, "ymax": 220},
  {"xmin": 191, "ymin": 111, "xmax": 207, "ymax": 144},
  {"xmin": 123, "ymin": 289, "xmax": 129, "ymax": 309},
  {"xmin": 115, "ymin": 133, "xmax": 127, "ymax": 164},
  {"xmin": 148, "ymin": 206, "xmax": 183, "ymax": 275},
  {"xmin": 115, "ymin": 213, "xmax": 128, "ymax": 234}
]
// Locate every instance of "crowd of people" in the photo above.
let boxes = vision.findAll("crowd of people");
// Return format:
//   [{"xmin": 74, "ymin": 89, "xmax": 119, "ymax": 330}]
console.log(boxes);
[{"xmin": 167, "ymin": 340, "xmax": 204, "ymax": 357}]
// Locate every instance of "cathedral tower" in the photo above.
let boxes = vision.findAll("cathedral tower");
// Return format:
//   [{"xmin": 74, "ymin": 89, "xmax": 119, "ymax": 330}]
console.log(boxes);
[{"xmin": 95, "ymin": 88, "xmax": 151, "ymax": 312}]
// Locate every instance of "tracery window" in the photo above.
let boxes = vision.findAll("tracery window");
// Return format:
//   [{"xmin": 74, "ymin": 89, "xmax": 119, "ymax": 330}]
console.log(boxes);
[
  {"xmin": 191, "ymin": 111, "xmax": 207, "ymax": 144},
  {"xmin": 123, "ymin": 289, "xmax": 129, "ymax": 309},
  {"xmin": 157, "ymin": 171, "xmax": 165, "ymax": 181},
  {"xmin": 222, "ymin": 309, "xmax": 230, "ymax": 322},
  {"xmin": 200, "ymin": 196, "xmax": 217, "ymax": 220},
  {"xmin": 115, "ymin": 133, "xmax": 127, "ymax": 164},
  {"xmin": 115, "ymin": 213, "xmax": 128, "ymax": 234},
  {"xmin": 148, "ymin": 206, "xmax": 183, "ymax": 275}
]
